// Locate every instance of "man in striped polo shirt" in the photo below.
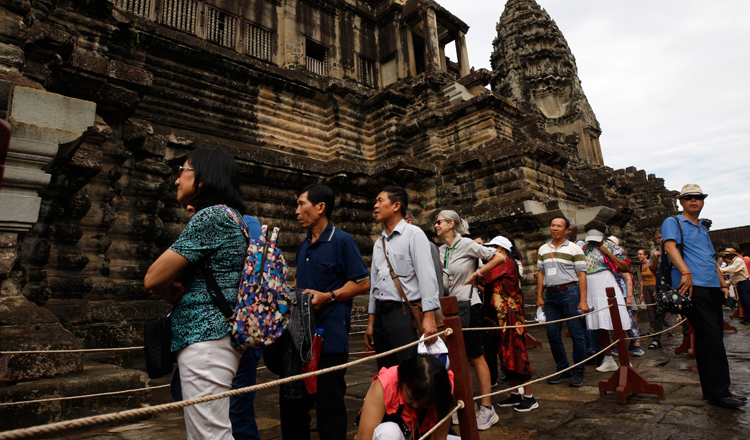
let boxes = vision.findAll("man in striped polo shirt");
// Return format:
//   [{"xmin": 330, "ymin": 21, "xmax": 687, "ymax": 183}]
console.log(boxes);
[{"xmin": 536, "ymin": 216, "xmax": 589, "ymax": 387}]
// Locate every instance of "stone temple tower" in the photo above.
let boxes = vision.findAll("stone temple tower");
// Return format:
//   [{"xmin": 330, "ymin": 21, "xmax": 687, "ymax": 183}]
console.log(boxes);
[{"xmin": 491, "ymin": 0, "xmax": 604, "ymax": 166}]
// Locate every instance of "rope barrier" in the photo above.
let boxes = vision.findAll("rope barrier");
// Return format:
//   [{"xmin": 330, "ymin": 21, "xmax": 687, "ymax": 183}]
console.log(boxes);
[
  {"xmin": 472, "ymin": 340, "xmax": 620, "ymax": 402},
  {"xmin": 0, "ymin": 385, "xmax": 170, "ymax": 407},
  {"xmin": 416, "ymin": 400, "xmax": 464, "ymax": 440},
  {"xmin": 0, "ymin": 329, "xmax": 452, "ymax": 440},
  {"xmin": 624, "ymin": 318, "xmax": 687, "ymax": 341},
  {"xmin": 463, "ymin": 304, "xmax": 613, "ymax": 331},
  {"xmin": 1, "ymin": 347, "xmax": 143, "ymax": 355}
]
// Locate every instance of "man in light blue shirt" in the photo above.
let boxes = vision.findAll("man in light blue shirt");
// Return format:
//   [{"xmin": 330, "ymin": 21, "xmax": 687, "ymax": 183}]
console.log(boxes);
[
  {"xmin": 365, "ymin": 186, "xmax": 440, "ymax": 369},
  {"xmin": 661, "ymin": 184, "xmax": 743, "ymax": 409}
]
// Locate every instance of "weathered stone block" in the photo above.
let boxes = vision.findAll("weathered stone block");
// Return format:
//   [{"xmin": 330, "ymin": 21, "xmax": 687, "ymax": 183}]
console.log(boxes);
[
  {"xmin": 0, "ymin": 362, "xmax": 150, "ymax": 430},
  {"xmin": 10, "ymin": 87, "xmax": 96, "ymax": 143},
  {"xmin": 0, "ymin": 41, "xmax": 23, "ymax": 68}
]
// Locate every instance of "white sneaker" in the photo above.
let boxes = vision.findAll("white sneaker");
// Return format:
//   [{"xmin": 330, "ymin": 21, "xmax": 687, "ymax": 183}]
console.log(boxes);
[
  {"xmin": 476, "ymin": 405, "xmax": 499, "ymax": 431},
  {"xmin": 596, "ymin": 357, "xmax": 619, "ymax": 372},
  {"xmin": 452, "ymin": 402, "xmax": 478, "ymax": 425}
]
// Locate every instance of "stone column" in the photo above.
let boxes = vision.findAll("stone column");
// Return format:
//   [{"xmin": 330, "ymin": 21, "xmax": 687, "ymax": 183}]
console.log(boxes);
[
  {"xmin": 455, "ymin": 30, "xmax": 470, "ymax": 77},
  {"xmin": 0, "ymin": 86, "xmax": 96, "ymax": 381},
  {"xmin": 422, "ymin": 7, "xmax": 441, "ymax": 75},
  {"xmin": 0, "ymin": 87, "xmax": 96, "ymax": 277}
]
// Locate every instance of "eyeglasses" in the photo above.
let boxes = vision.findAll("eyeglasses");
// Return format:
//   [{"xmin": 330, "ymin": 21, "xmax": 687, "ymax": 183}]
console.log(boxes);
[
  {"xmin": 179, "ymin": 166, "xmax": 194, "ymax": 172},
  {"xmin": 680, "ymin": 195, "xmax": 705, "ymax": 201},
  {"xmin": 434, "ymin": 219, "xmax": 450, "ymax": 226}
]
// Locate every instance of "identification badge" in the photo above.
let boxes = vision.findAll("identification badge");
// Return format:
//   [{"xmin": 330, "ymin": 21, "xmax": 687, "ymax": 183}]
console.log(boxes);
[
  {"xmin": 448, "ymin": 275, "xmax": 454, "ymax": 287},
  {"xmin": 546, "ymin": 267, "xmax": 558, "ymax": 276}
]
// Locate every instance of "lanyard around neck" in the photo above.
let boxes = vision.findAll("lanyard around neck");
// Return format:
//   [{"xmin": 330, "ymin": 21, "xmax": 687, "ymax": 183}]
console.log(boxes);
[{"xmin": 445, "ymin": 244, "xmax": 456, "ymax": 269}]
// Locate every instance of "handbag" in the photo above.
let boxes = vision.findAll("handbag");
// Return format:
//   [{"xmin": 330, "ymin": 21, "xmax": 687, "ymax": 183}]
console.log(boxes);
[
  {"xmin": 381, "ymin": 238, "xmax": 424, "ymax": 335},
  {"xmin": 143, "ymin": 307, "xmax": 175, "ymax": 379},
  {"xmin": 655, "ymin": 216, "xmax": 692, "ymax": 315}
]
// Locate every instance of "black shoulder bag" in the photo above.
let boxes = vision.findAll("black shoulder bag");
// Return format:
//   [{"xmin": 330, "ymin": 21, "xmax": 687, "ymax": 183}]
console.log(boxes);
[{"xmin": 655, "ymin": 216, "xmax": 692, "ymax": 314}]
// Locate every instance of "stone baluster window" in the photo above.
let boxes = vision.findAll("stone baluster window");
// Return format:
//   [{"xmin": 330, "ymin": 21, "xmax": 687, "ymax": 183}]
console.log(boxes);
[
  {"xmin": 246, "ymin": 22, "xmax": 273, "ymax": 62},
  {"xmin": 114, "ymin": 0, "xmax": 151, "ymax": 17},
  {"xmin": 305, "ymin": 38, "xmax": 328, "ymax": 76},
  {"xmin": 356, "ymin": 54, "xmax": 375, "ymax": 87},
  {"xmin": 161, "ymin": 0, "xmax": 198, "ymax": 34},
  {"xmin": 206, "ymin": 7, "xmax": 237, "ymax": 48}
]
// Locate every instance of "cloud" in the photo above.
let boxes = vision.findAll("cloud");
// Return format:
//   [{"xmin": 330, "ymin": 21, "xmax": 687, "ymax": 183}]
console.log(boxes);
[{"xmin": 436, "ymin": 0, "xmax": 750, "ymax": 229}]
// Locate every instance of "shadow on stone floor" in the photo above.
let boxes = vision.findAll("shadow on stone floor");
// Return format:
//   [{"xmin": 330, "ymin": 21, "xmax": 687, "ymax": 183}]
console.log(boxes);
[{"xmin": 26, "ymin": 308, "xmax": 750, "ymax": 440}]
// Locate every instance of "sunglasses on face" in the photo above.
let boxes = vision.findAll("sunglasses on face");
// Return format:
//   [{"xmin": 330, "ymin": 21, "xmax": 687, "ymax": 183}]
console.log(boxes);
[
  {"xmin": 434, "ymin": 219, "xmax": 451, "ymax": 226},
  {"xmin": 179, "ymin": 166, "xmax": 195, "ymax": 172},
  {"xmin": 680, "ymin": 195, "xmax": 705, "ymax": 201}
]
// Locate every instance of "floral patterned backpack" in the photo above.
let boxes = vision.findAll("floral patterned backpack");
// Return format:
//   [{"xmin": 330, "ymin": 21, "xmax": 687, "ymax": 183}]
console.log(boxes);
[{"xmin": 204, "ymin": 206, "xmax": 292, "ymax": 350}]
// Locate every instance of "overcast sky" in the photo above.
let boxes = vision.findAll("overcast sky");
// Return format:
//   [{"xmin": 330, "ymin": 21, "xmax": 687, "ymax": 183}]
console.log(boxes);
[{"xmin": 438, "ymin": 0, "xmax": 750, "ymax": 230}]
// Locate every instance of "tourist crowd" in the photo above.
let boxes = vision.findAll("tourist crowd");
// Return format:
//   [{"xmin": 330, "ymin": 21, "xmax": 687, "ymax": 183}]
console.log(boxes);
[{"xmin": 143, "ymin": 148, "xmax": 746, "ymax": 440}]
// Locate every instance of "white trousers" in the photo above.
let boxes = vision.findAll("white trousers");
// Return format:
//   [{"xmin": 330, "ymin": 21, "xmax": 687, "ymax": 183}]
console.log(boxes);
[
  {"xmin": 372, "ymin": 421, "xmax": 461, "ymax": 440},
  {"xmin": 176, "ymin": 334, "xmax": 242, "ymax": 440}
]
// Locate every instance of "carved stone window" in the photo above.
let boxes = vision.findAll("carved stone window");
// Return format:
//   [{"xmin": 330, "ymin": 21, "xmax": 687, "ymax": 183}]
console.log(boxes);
[
  {"xmin": 356, "ymin": 54, "xmax": 375, "ymax": 87},
  {"xmin": 305, "ymin": 38, "xmax": 328, "ymax": 76},
  {"xmin": 246, "ymin": 22, "xmax": 273, "ymax": 62},
  {"xmin": 161, "ymin": 0, "xmax": 198, "ymax": 34},
  {"xmin": 206, "ymin": 7, "xmax": 237, "ymax": 48},
  {"xmin": 114, "ymin": 0, "xmax": 151, "ymax": 17}
]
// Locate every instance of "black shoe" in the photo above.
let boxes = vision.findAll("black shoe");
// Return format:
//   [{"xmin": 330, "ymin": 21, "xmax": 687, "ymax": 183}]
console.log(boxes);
[
  {"xmin": 741, "ymin": 320, "xmax": 750, "ymax": 325},
  {"xmin": 586, "ymin": 353, "xmax": 604, "ymax": 366},
  {"xmin": 546, "ymin": 371, "xmax": 572, "ymax": 384},
  {"xmin": 513, "ymin": 396, "xmax": 539, "ymax": 412},
  {"xmin": 708, "ymin": 396, "xmax": 746, "ymax": 409},
  {"xmin": 496, "ymin": 393, "xmax": 523, "ymax": 407},
  {"xmin": 569, "ymin": 370, "xmax": 584, "ymax": 387},
  {"xmin": 731, "ymin": 393, "xmax": 748, "ymax": 402},
  {"xmin": 648, "ymin": 340, "xmax": 662, "ymax": 349}
]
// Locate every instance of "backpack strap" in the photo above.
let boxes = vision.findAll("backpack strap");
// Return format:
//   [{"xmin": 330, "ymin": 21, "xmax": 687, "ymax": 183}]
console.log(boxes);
[
  {"xmin": 200, "ymin": 205, "xmax": 243, "ymax": 319},
  {"xmin": 203, "ymin": 265, "xmax": 234, "ymax": 319},
  {"xmin": 659, "ymin": 216, "xmax": 685, "ymax": 289}
]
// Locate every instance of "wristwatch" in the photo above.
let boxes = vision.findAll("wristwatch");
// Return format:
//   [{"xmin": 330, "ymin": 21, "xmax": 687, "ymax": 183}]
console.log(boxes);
[{"xmin": 330, "ymin": 290, "xmax": 337, "ymax": 302}]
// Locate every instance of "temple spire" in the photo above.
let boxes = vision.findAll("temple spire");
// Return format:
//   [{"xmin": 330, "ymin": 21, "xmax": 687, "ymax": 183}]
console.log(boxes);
[{"xmin": 491, "ymin": 0, "xmax": 604, "ymax": 166}]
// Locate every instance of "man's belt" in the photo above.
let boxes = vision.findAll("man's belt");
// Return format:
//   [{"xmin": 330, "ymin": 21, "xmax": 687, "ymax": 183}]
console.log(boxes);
[
  {"xmin": 376, "ymin": 299, "xmax": 421, "ymax": 313},
  {"xmin": 546, "ymin": 282, "xmax": 577, "ymax": 293}
]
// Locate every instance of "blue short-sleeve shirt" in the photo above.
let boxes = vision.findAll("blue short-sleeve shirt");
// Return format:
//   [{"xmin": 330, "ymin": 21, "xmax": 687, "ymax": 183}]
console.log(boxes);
[
  {"xmin": 295, "ymin": 222, "xmax": 369, "ymax": 353},
  {"xmin": 169, "ymin": 206, "xmax": 247, "ymax": 352},
  {"xmin": 661, "ymin": 215, "xmax": 719, "ymax": 288}
]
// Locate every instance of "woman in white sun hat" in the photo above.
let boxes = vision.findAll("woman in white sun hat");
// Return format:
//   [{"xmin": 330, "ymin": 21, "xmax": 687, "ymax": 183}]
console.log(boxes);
[{"xmin": 579, "ymin": 220, "xmax": 631, "ymax": 373}]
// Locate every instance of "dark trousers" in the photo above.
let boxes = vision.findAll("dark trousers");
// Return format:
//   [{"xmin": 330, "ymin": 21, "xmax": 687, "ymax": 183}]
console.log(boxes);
[
  {"xmin": 736, "ymin": 279, "xmax": 750, "ymax": 320},
  {"xmin": 687, "ymin": 286, "xmax": 731, "ymax": 400},
  {"xmin": 374, "ymin": 306, "xmax": 418, "ymax": 370},
  {"xmin": 643, "ymin": 285, "xmax": 668, "ymax": 342},
  {"xmin": 483, "ymin": 332, "xmax": 500, "ymax": 384},
  {"xmin": 279, "ymin": 352, "xmax": 349, "ymax": 440},
  {"xmin": 544, "ymin": 286, "xmax": 587, "ymax": 373},
  {"xmin": 230, "ymin": 350, "xmax": 261, "ymax": 440}
]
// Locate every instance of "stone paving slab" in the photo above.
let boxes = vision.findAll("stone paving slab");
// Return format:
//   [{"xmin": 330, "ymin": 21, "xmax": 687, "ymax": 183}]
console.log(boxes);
[{"xmin": 11, "ymin": 309, "xmax": 750, "ymax": 440}]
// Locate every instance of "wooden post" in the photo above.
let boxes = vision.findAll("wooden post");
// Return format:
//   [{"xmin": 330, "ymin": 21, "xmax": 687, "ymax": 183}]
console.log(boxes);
[
  {"xmin": 525, "ymin": 333, "xmax": 542, "ymax": 348},
  {"xmin": 441, "ymin": 296, "xmax": 479, "ymax": 440},
  {"xmin": 723, "ymin": 320, "xmax": 737, "ymax": 333},
  {"xmin": 675, "ymin": 321, "xmax": 695, "ymax": 357},
  {"xmin": 598, "ymin": 287, "xmax": 665, "ymax": 404}
]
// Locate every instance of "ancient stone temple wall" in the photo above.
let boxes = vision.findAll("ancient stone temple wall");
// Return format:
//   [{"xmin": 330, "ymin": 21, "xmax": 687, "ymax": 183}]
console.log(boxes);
[{"xmin": 0, "ymin": 0, "xmax": 678, "ymax": 356}]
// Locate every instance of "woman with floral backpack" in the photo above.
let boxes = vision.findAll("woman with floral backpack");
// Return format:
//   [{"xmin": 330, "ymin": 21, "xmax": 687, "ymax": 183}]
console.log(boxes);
[{"xmin": 144, "ymin": 147, "xmax": 247, "ymax": 440}]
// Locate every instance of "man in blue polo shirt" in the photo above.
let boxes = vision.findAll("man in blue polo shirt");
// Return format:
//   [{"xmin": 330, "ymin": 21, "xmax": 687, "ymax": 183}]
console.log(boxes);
[
  {"xmin": 279, "ymin": 184, "xmax": 370, "ymax": 440},
  {"xmin": 662, "ymin": 183, "xmax": 744, "ymax": 409}
]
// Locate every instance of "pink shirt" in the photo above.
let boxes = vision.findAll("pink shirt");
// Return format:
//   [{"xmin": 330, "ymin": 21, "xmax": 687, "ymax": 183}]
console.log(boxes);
[{"xmin": 374, "ymin": 366, "xmax": 454, "ymax": 435}]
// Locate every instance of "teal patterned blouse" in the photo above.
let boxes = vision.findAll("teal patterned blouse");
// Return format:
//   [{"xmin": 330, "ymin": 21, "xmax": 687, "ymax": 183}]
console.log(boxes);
[{"xmin": 169, "ymin": 206, "xmax": 246, "ymax": 352}]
